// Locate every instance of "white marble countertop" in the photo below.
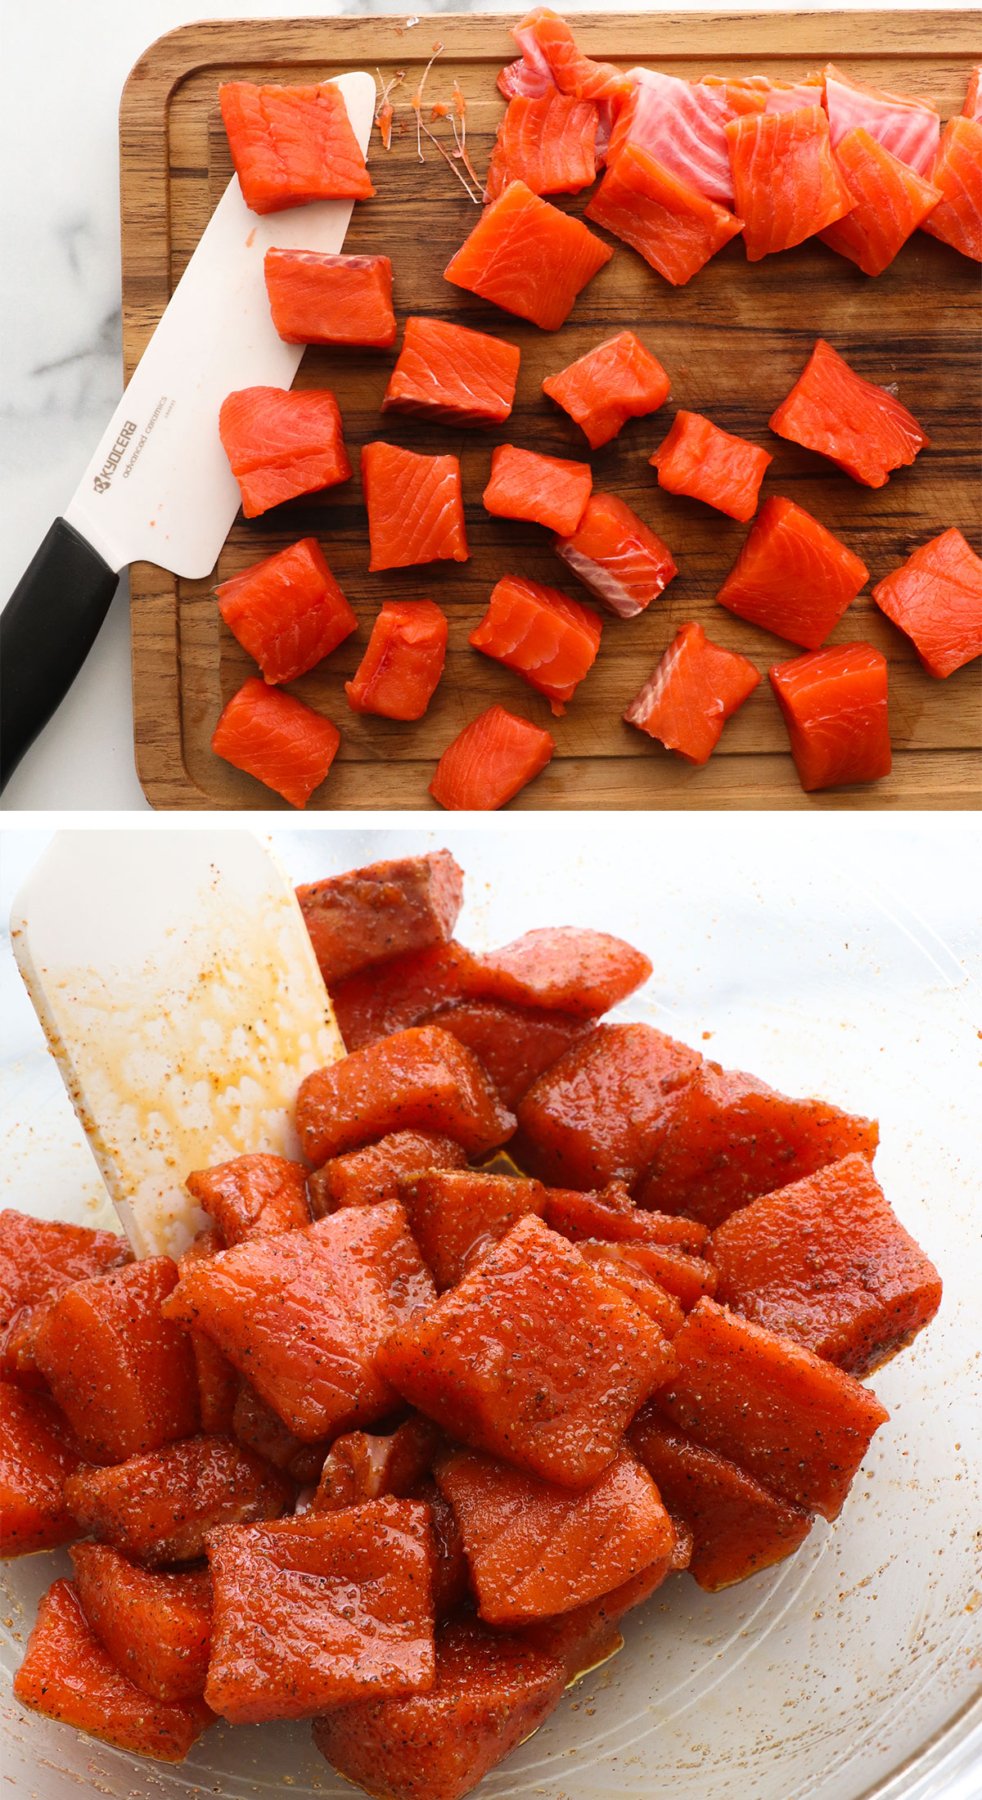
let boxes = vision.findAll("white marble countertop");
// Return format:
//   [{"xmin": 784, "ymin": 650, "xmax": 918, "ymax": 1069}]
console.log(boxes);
[{"xmin": 0, "ymin": 0, "xmax": 973, "ymax": 812}]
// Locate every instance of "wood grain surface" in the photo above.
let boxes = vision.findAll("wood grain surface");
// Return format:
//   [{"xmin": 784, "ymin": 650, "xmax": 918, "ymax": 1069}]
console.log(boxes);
[{"xmin": 119, "ymin": 11, "xmax": 982, "ymax": 810}]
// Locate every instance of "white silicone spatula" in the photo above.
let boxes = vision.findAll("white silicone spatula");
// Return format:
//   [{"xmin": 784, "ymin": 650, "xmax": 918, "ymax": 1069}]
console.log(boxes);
[{"xmin": 11, "ymin": 831, "xmax": 345, "ymax": 1258}]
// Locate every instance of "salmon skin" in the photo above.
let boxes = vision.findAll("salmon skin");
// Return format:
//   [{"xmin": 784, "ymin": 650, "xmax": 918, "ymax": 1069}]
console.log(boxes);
[
  {"xmin": 211, "ymin": 678, "xmax": 341, "ymax": 809},
  {"xmin": 485, "ymin": 92, "xmax": 598, "ymax": 202},
  {"xmin": 216, "ymin": 539, "xmax": 357, "ymax": 686},
  {"xmin": 361, "ymin": 442, "xmax": 469, "ymax": 573},
  {"xmin": 822, "ymin": 64, "xmax": 940, "ymax": 177},
  {"xmin": 555, "ymin": 493, "xmax": 677, "ymax": 620},
  {"xmin": 382, "ymin": 318, "xmax": 520, "ymax": 427},
  {"xmin": 716, "ymin": 496, "xmax": 868, "ymax": 649},
  {"xmin": 469, "ymin": 575, "xmax": 602, "ymax": 715},
  {"xmin": 872, "ymin": 528, "xmax": 982, "ymax": 678},
  {"xmin": 650, "ymin": 412, "xmax": 772, "ymax": 522},
  {"xmin": 430, "ymin": 705, "xmax": 555, "ymax": 810},
  {"xmin": 921, "ymin": 116, "xmax": 982, "ymax": 262},
  {"xmin": 586, "ymin": 142, "xmax": 745, "ymax": 286},
  {"xmin": 606, "ymin": 68, "xmax": 737, "ymax": 205},
  {"xmin": 218, "ymin": 387, "xmax": 350, "ymax": 520},
  {"xmin": 219, "ymin": 80, "xmax": 374, "ymax": 213},
  {"xmin": 769, "ymin": 339, "xmax": 929, "ymax": 489},
  {"xmin": 624, "ymin": 622, "xmax": 760, "ymax": 764},
  {"xmin": 444, "ymin": 180, "xmax": 613, "ymax": 331},
  {"xmin": 482, "ymin": 444, "xmax": 593, "ymax": 535},
  {"xmin": 770, "ymin": 644, "xmax": 892, "ymax": 792},
  {"xmin": 819, "ymin": 129, "xmax": 942, "ymax": 276},
  {"xmin": 510, "ymin": 7, "xmax": 633, "ymax": 103},
  {"xmin": 726, "ymin": 107, "xmax": 855, "ymax": 260},
  {"xmin": 264, "ymin": 250, "xmax": 396, "ymax": 348},
  {"xmin": 542, "ymin": 331, "xmax": 671, "ymax": 449},
  {"xmin": 345, "ymin": 600, "xmax": 448, "ymax": 720}
]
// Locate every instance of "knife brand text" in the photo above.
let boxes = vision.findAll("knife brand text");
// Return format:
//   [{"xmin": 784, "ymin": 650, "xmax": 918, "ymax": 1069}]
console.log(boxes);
[{"xmin": 92, "ymin": 421, "xmax": 138, "ymax": 494}]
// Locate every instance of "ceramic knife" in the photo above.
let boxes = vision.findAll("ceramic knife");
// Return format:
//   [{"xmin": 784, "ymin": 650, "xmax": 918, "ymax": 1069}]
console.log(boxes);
[{"xmin": 0, "ymin": 70, "xmax": 375, "ymax": 790}]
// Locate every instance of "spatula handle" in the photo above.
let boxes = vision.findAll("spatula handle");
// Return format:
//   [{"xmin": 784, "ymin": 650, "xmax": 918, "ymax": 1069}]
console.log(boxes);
[{"xmin": 0, "ymin": 518, "xmax": 118, "ymax": 792}]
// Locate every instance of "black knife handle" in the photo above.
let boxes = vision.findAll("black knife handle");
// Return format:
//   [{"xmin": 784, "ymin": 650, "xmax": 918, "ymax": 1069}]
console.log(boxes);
[{"xmin": 0, "ymin": 518, "xmax": 119, "ymax": 792}]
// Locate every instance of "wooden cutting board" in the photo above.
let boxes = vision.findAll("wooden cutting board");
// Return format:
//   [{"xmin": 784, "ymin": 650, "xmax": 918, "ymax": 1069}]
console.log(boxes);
[{"xmin": 120, "ymin": 11, "xmax": 982, "ymax": 811}]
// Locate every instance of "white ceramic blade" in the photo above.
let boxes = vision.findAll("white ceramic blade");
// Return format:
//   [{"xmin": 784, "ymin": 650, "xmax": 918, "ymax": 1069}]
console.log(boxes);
[
  {"xmin": 11, "ymin": 831, "xmax": 345, "ymax": 1258},
  {"xmin": 62, "ymin": 70, "xmax": 376, "ymax": 579}
]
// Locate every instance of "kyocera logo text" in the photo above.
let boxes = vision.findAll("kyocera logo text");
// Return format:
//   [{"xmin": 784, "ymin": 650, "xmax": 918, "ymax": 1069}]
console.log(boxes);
[{"xmin": 93, "ymin": 422, "xmax": 138, "ymax": 493}]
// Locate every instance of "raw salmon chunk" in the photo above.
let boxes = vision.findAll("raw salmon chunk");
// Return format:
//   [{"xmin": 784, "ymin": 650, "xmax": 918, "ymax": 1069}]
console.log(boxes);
[
  {"xmin": 362, "ymin": 442, "xmax": 469, "ymax": 572},
  {"xmin": 163, "ymin": 1204, "xmax": 435, "ymax": 1441},
  {"xmin": 769, "ymin": 339, "xmax": 929, "ymax": 488},
  {"xmin": 70, "ymin": 1543, "xmax": 212, "ymax": 1703},
  {"xmin": 218, "ymin": 386, "xmax": 350, "ymax": 518},
  {"xmin": 399, "ymin": 1169, "xmax": 548, "ymax": 1289},
  {"xmin": 219, "ymin": 79, "xmax": 373, "ymax": 211},
  {"xmin": 922, "ymin": 116, "xmax": 982, "ymax": 260},
  {"xmin": 716, "ymin": 496, "xmax": 869, "ymax": 648},
  {"xmin": 542, "ymin": 330, "xmax": 671, "ymax": 449},
  {"xmin": 823, "ymin": 63, "xmax": 940, "ymax": 178},
  {"xmin": 297, "ymin": 1027, "xmax": 515, "ymax": 1164},
  {"xmin": 215, "ymin": 538, "xmax": 357, "ymax": 684},
  {"xmin": 0, "ymin": 1380, "xmax": 84, "ymax": 1555},
  {"xmin": 514, "ymin": 1022, "xmax": 703, "ymax": 1189},
  {"xmin": 574, "ymin": 1246, "xmax": 686, "ymax": 1337},
  {"xmin": 872, "ymin": 527, "xmax": 982, "ymax": 676},
  {"xmin": 444, "ymin": 180, "xmax": 613, "ymax": 331},
  {"xmin": 726, "ymin": 107, "xmax": 855, "ymax": 259},
  {"xmin": 470, "ymin": 925, "xmax": 652, "ymax": 1017},
  {"xmin": 555, "ymin": 492, "xmax": 678, "ymax": 619},
  {"xmin": 510, "ymin": 8, "xmax": 634, "ymax": 103},
  {"xmin": 383, "ymin": 317, "xmax": 520, "ymax": 426},
  {"xmin": 311, "ymin": 1417, "xmax": 441, "ymax": 1512},
  {"xmin": 211, "ymin": 678, "xmax": 341, "ymax": 808},
  {"xmin": 650, "ymin": 411, "xmax": 772, "ymax": 521},
  {"xmin": 297, "ymin": 849, "xmax": 464, "ymax": 985},
  {"xmin": 634, "ymin": 1061, "xmax": 879, "ymax": 1227},
  {"xmin": 206, "ymin": 1502, "xmax": 435, "ymax": 1723},
  {"xmin": 329, "ymin": 943, "xmax": 482, "ymax": 1050},
  {"xmin": 571, "ymin": 1238, "xmax": 716, "ymax": 1310},
  {"xmin": 426, "ymin": 1001, "xmax": 588, "ymax": 1107},
  {"xmin": 264, "ymin": 248, "xmax": 395, "ymax": 346},
  {"xmin": 624, "ymin": 621, "xmax": 761, "ymax": 764},
  {"xmin": 230, "ymin": 1380, "xmax": 327, "ymax": 1484},
  {"xmin": 629, "ymin": 1409, "xmax": 813, "ymax": 1590},
  {"xmin": 542, "ymin": 1181, "xmax": 709, "ymax": 1253},
  {"xmin": 820, "ymin": 128, "xmax": 942, "ymax": 275},
  {"xmin": 379, "ymin": 1214, "xmax": 675, "ymax": 1487},
  {"xmin": 710, "ymin": 1154, "xmax": 942, "ymax": 1376},
  {"xmin": 470, "ymin": 574, "xmax": 603, "ymax": 714},
  {"xmin": 312, "ymin": 1619, "xmax": 566, "ymax": 1800},
  {"xmin": 585, "ymin": 143, "xmax": 745, "ymax": 285},
  {"xmin": 0, "ymin": 1208, "xmax": 130, "ymax": 1376},
  {"xmin": 430, "ymin": 705, "xmax": 555, "ymax": 810},
  {"xmin": 770, "ymin": 643, "xmax": 892, "ymax": 792},
  {"xmin": 483, "ymin": 443, "xmax": 593, "ymax": 534},
  {"xmin": 657, "ymin": 1297, "xmax": 889, "ymax": 1519},
  {"xmin": 65, "ymin": 1435, "xmax": 291, "ymax": 1564},
  {"xmin": 437, "ymin": 1446, "xmax": 674, "ymax": 1625},
  {"xmin": 522, "ymin": 1550, "xmax": 680, "ymax": 1681},
  {"xmin": 177, "ymin": 1231, "xmax": 238, "ymax": 1434},
  {"xmin": 346, "ymin": 600, "xmax": 448, "ymax": 720},
  {"xmin": 186, "ymin": 1153, "xmax": 310, "ymax": 1245},
  {"xmin": 606, "ymin": 68, "xmax": 737, "ymax": 205},
  {"xmin": 13, "ymin": 1579, "xmax": 212, "ymax": 1762},
  {"xmin": 32, "ymin": 1257, "xmax": 198, "ymax": 1465},
  {"xmin": 485, "ymin": 92, "xmax": 598, "ymax": 201},
  {"xmin": 309, "ymin": 1131, "xmax": 468, "ymax": 1216}
]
